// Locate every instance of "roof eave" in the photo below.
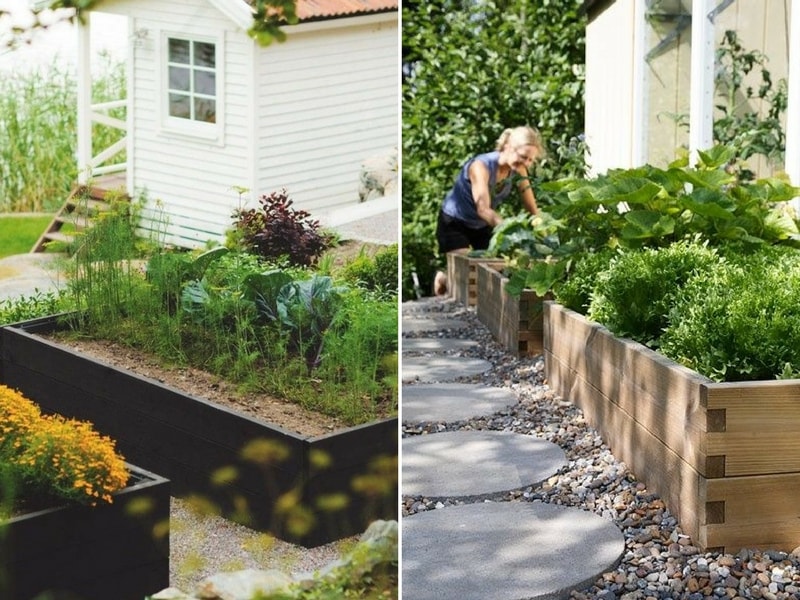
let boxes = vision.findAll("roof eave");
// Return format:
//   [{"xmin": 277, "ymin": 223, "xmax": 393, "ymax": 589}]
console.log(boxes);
[{"xmin": 208, "ymin": 0, "xmax": 255, "ymax": 30}]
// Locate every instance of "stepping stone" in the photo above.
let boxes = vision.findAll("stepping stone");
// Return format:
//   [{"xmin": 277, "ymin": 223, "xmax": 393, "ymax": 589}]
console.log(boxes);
[
  {"xmin": 402, "ymin": 430, "xmax": 567, "ymax": 498},
  {"xmin": 402, "ymin": 337, "xmax": 478, "ymax": 354},
  {"xmin": 402, "ymin": 501, "xmax": 625, "ymax": 600},
  {"xmin": 402, "ymin": 383, "xmax": 516, "ymax": 422},
  {"xmin": 402, "ymin": 356, "xmax": 492, "ymax": 383},
  {"xmin": 402, "ymin": 298, "xmax": 458, "ymax": 314},
  {"xmin": 402, "ymin": 316, "xmax": 470, "ymax": 334}
]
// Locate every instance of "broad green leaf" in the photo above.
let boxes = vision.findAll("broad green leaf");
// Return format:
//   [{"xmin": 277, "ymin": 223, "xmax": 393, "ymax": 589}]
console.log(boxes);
[
  {"xmin": 620, "ymin": 210, "xmax": 674, "ymax": 239},
  {"xmin": 674, "ymin": 168, "xmax": 736, "ymax": 190},
  {"xmin": 681, "ymin": 188, "xmax": 735, "ymax": 219},
  {"xmin": 696, "ymin": 145, "xmax": 736, "ymax": 169},
  {"xmin": 596, "ymin": 179, "xmax": 663, "ymax": 205},
  {"xmin": 189, "ymin": 247, "xmax": 229, "ymax": 280}
]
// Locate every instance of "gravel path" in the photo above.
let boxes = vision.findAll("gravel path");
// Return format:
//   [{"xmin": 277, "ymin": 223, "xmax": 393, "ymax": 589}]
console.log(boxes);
[
  {"xmin": 169, "ymin": 498, "xmax": 355, "ymax": 592},
  {"xmin": 402, "ymin": 298, "xmax": 800, "ymax": 600}
]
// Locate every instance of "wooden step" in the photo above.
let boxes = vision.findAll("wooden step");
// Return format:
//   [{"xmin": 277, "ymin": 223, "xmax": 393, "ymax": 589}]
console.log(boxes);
[
  {"xmin": 31, "ymin": 180, "xmax": 129, "ymax": 253},
  {"xmin": 39, "ymin": 231, "xmax": 76, "ymax": 245},
  {"xmin": 56, "ymin": 214, "xmax": 91, "ymax": 229}
]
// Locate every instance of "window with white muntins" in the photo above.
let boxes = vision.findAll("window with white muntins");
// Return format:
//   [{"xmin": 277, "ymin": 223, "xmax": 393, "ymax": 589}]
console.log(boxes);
[{"xmin": 163, "ymin": 36, "xmax": 221, "ymax": 137}]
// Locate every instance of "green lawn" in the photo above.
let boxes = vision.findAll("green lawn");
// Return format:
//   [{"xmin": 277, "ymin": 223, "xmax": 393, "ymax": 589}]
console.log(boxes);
[{"xmin": 0, "ymin": 215, "xmax": 55, "ymax": 258}]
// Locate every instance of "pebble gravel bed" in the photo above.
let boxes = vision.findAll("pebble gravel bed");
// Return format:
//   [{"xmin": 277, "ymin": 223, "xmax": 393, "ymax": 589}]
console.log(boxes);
[
  {"xmin": 169, "ymin": 498, "xmax": 355, "ymax": 592},
  {"xmin": 402, "ymin": 299, "xmax": 800, "ymax": 600}
]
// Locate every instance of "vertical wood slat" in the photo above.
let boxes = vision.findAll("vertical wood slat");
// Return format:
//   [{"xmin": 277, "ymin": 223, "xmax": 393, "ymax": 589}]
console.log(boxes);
[
  {"xmin": 475, "ymin": 263, "xmax": 547, "ymax": 356},
  {"xmin": 446, "ymin": 252, "xmax": 506, "ymax": 307}
]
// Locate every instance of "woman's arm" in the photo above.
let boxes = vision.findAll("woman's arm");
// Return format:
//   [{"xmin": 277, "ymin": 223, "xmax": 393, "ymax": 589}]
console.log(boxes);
[
  {"xmin": 469, "ymin": 160, "xmax": 503, "ymax": 227},
  {"xmin": 516, "ymin": 165, "xmax": 539, "ymax": 214}
]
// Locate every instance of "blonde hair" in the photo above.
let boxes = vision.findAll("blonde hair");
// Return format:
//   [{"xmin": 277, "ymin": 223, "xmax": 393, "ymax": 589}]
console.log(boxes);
[{"xmin": 495, "ymin": 126, "xmax": 546, "ymax": 158}]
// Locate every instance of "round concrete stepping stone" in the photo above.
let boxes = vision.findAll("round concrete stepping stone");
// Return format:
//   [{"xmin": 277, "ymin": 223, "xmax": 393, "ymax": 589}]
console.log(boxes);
[
  {"xmin": 402, "ymin": 501, "xmax": 625, "ymax": 600},
  {"xmin": 402, "ymin": 298, "xmax": 458, "ymax": 314},
  {"xmin": 402, "ymin": 430, "xmax": 567, "ymax": 498},
  {"xmin": 402, "ymin": 383, "xmax": 516, "ymax": 422},
  {"xmin": 402, "ymin": 355, "xmax": 492, "ymax": 383},
  {"xmin": 402, "ymin": 337, "xmax": 478, "ymax": 354},
  {"xmin": 402, "ymin": 316, "xmax": 470, "ymax": 334}
]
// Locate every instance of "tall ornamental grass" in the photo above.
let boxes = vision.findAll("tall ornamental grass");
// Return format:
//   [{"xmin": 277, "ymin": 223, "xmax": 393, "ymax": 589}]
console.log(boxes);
[{"xmin": 0, "ymin": 54, "xmax": 125, "ymax": 213}]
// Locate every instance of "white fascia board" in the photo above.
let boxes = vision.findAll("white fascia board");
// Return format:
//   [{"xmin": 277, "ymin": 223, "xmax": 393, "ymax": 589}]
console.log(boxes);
[{"xmin": 207, "ymin": 0, "xmax": 254, "ymax": 30}]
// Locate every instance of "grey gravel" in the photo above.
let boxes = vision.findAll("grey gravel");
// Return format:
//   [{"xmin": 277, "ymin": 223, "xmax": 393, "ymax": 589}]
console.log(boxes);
[
  {"xmin": 401, "ymin": 298, "xmax": 800, "ymax": 600},
  {"xmin": 169, "ymin": 498, "xmax": 355, "ymax": 592}
]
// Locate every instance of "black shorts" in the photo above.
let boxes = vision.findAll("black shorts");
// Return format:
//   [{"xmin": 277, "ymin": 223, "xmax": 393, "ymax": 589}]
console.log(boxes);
[{"xmin": 436, "ymin": 210, "xmax": 493, "ymax": 254}]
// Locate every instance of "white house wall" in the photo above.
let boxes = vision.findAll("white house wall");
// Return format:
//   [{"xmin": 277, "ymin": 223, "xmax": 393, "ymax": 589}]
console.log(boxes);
[
  {"xmin": 95, "ymin": 0, "xmax": 255, "ymax": 248},
  {"xmin": 253, "ymin": 19, "xmax": 398, "ymax": 215},
  {"xmin": 585, "ymin": 0, "xmax": 638, "ymax": 176}
]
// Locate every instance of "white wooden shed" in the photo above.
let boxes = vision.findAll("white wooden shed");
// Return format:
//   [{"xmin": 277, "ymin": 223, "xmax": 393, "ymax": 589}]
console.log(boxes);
[
  {"xmin": 583, "ymin": 0, "xmax": 800, "ymax": 189},
  {"xmin": 52, "ymin": 0, "xmax": 398, "ymax": 249}
]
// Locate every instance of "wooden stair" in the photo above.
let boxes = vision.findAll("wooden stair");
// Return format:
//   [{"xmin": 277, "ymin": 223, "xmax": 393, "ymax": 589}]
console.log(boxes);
[{"xmin": 31, "ymin": 181, "xmax": 127, "ymax": 253}]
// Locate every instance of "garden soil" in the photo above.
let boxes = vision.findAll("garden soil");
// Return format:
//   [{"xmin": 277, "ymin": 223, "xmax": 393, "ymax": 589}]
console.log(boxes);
[{"xmin": 36, "ymin": 239, "xmax": 394, "ymax": 438}]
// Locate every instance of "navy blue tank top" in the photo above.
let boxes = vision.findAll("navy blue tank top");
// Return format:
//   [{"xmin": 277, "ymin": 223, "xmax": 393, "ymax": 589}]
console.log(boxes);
[{"xmin": 441, "ymin": 151, "xmax": 513, "ymax": 229}]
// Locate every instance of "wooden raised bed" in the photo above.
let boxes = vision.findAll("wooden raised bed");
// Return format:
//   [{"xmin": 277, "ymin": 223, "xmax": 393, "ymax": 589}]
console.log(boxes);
[
  {"xmin": 0, "ymin": 316, "xmax": 398, "ymax": 548},
  {"xmin": 446, "ymin": 252, "xmax": 505, "ymax": 307},
  {"xmin": 2, "ymin": 463, "xmax": 169, "ymax": 600},
  {"xmin": 544, "ymin": 301, "xmax": 800, "ymax": 553},
  {"xmin": 475, "ymin": 263, "xmax": 548, "ymax": 357}
]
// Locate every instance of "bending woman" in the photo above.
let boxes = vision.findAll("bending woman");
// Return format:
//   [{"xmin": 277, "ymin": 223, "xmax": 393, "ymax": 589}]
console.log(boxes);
[{"xmin": 434, "ymin": 125, "xmax": 545, "ymax": 296}]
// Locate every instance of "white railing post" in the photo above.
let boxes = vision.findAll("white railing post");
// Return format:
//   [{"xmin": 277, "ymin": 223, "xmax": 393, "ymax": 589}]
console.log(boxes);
[
  {"xmin": 76, "ymin": 13, "xmax": 93, "ymax": 185},
  {"xmin": 689, "ymin": 0, "xmax": 714, "ymax": 166},
  {"xmin": 787, "ymin": 0, "xmax": 800, "ymax": 213},
  {"xmin": 631, "ymin": 0, "xmax": 647, "ymax": 167}
]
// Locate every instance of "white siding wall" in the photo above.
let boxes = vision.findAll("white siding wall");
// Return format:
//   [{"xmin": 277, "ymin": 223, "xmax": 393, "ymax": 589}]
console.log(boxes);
[
  {"xmin": 97, "ymin": 0, "xmax": 254, "ymax": 248},
  {"xmin": 253, "ymin": 18, "xmax": 398, "ymax": 214},
  {"xmin": 585, "ymin": 0, "xmax": 637, "ymax": 176}
]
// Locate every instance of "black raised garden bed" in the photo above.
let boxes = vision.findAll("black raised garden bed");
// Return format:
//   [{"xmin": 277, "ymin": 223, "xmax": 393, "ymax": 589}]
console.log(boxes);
[
  {"xmin": 0, "ymin": 315, "xmax": 398, "ymax": 547},
  {"xmin": 1, "ymin": 463, "xmax": 170, "ymax": 600}
]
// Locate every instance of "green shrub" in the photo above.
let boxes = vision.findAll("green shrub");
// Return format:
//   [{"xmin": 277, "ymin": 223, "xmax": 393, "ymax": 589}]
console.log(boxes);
[
  {"xmin": 553, "ymin": 248, "xmax": 616, "ymax": 314},
  {"xmin": 340, "ymin": 244, "xmax": 398, "ymax": 295},
  {"xmin": 587, "ymin": 241, "xmax": 723, "ymax": 347},
  {"xmin": 0, "ymin": 290, "xmax": 69, "ymax": 326},
  {"xmin": 660, "ymin": 246, "xmax": 800, "ymax": 382}
]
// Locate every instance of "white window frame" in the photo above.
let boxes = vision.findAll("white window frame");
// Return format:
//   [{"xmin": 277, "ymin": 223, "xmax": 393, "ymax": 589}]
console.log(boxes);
[{"xmin": 159, "ymin": 31, "xmax": 224, "ymax": 143}]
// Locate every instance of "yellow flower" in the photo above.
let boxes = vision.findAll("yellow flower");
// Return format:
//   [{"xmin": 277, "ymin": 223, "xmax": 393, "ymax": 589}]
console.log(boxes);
[{"xmin": 1, "ymin": 386, "xmax": 129, "ymax": 506}]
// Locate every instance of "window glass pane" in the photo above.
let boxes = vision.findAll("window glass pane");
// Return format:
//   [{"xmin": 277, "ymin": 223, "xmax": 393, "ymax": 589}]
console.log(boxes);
[
  {"xmin": 169, "ymin": 38, "xmax": 190, "ymax": 64},
  {"xmin": 169, "ymin": 94, "xmax": 191, "ymax": 119},
  {"xmin": 194, "ymin": 98, "xmax": 216, "ymax": 123},
  {"xmin": 169, "ymin": 66, "xmax": 190, "ymax": 92},
  {"xmin": 194, "ymin": 70, "xmax": 216, "ymax": 96},
  {"xmin": 194, "ymin": 42, "xmax": 216, "ymax": 68}
]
